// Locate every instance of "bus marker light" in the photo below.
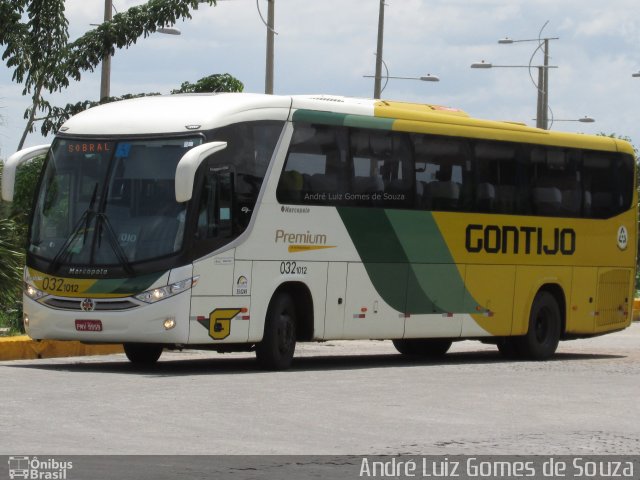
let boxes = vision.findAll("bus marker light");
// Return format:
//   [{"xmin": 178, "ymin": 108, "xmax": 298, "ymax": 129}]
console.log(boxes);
[
  {"xmin": 353, "ymin": 314, "xmax": 366, "ymax": 319},
  {"xmin": 241, "ymin": 315, "xmax": 250, "ymax": 320},
  {"xmin": 23, "ymin": 314, "xmax": 29, "ymax": 327},
  {"xmin": 442, "ymin": 313, "xmax": 453, "ymax": 318},
  {"xmin": 163, "ymin": 318, "xmax": 176, "ymax": 330},
  {"xmin": 361, "ymin": 307, "xmax": 368, "ymax": 313}
]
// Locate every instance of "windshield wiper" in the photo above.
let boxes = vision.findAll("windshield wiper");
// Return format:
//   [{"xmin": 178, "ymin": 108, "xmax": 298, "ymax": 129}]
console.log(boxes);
[
  {"xmin": 95, "ymin": 213, "xmax": 134, "ymax": 275},
  {"xmin": 49, "ymin": 183, "xmax": 99, "ymax": 273}
]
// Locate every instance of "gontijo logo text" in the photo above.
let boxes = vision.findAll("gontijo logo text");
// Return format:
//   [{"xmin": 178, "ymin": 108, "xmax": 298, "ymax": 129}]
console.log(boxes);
[
  {"xmin": 465, "ymin": 224, "xmax": 576, "ymax": 255},
  {"xmin": 275, "ymin": 229, "xmax": 336, "ymax": 253}
]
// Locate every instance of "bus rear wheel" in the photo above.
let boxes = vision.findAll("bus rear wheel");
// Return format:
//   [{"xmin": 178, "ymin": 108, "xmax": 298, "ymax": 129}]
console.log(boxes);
[
  {"xmin": 392, "ymin": 338, "xmax": 452, "ymax": 357},
  {"xmin": 123, "ymin": 343, "xmax": 163, "ymax": 365},
  {"xmin": 515, "ymin": 291, "xmax": 561, "ymax": 360},
  {"xmin": 256, "ymin": 292, "xmax": 297, "ymax": 370}
]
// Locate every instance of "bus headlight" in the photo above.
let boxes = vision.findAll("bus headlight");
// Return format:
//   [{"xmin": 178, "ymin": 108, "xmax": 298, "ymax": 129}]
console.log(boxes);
[
  {"xmin": 135, "ymin": 276, "xmax": 199, "ymax": 304},
  {"xmin": 24, "ymin": 282, "xmax": 47, "ymax": 300}
]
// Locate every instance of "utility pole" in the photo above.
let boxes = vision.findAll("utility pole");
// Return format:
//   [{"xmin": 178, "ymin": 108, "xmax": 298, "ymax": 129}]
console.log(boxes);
[
  {"xmin": 100, "ymin": 0, "xmax": 113, "ymax": 102},
  {"xmin": 373, "ymin": 0, "xmax": 385, "ymax": 99},
  {"xmin": 535, "ymin": 67, "xmax": 544, "ymax": 129},
  {"xmin": 540, "ymin": 38, "xmax": 549, "ymax": 130},
  {"xmin": 265, "ymin": 0, "xmax": 275, "ymax": 94}
]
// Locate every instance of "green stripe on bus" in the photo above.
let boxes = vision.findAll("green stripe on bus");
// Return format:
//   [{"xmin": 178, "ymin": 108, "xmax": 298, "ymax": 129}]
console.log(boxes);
[
  {"xmin": 337, "ymin": 207, "xmax": 477, "ymax": 314},
  {"xmin": 292, "ymin": 110, "xmax": 394, "ymax": 130}
]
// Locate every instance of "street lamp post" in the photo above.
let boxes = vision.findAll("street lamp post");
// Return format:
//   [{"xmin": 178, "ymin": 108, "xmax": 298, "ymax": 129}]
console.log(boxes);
[
  {"xmin": 265, "ymin": 0, "xmax": 275, "ymax": 94},
  {"xmin": 100, "ymin": 0, "xmax": 113, "ymax": 102},
  {"xmin": 471, "ymin": 61, "xmax": 557, "ymax": 129},
  {"xmin": 532, "ymin": 116, "xmax": 595, "ymax": 128},
  {"xmin": 472, "ymin": 23, "xmax": 559, "ymax": 130},
  {"xmin": 550, "ymin": 116, "xmax": 595, "ymax": 123},
  {"xmin": 373, "ymin": 0, "xmax": 385, "ymax": 99},
  {"xmin": 98, "ymin": 0, "xmax": 181, "ymax": 101},
  {"xmin": 364, "ymin": 74, "xmax": 440, "ymax": 96},
  {"xmin": 365, "ymin": 57, "xmax": 439, "ymax": 95}
]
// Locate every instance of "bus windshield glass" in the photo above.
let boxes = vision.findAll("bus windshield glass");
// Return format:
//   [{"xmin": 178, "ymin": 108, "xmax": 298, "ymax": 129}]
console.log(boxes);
[{"xmin": 29, "ymin": 137, "xmax": 203, "ymax": 267}]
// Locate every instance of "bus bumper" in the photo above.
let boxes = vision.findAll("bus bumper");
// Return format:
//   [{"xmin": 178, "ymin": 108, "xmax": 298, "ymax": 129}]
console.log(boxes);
[{"xmin": 23, "ymin": 291, "xmax": 191, "ymax": 344}]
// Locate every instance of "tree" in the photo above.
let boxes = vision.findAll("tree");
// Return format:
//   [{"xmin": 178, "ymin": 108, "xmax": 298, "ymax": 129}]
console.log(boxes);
[
  {"xmin": 0, "ymin": 161, "xmax": 27, "ymax": 332},
  {"xmin": 38, "ymin": 73, "xmax": 243, "ymax": 137},
  {"xmin": 0, "ymin": 0, "xmax": 217, "ymax": 150},
  {"xmin": 171, "ymin": 73, "xmax": 244, "ymax": 94}
]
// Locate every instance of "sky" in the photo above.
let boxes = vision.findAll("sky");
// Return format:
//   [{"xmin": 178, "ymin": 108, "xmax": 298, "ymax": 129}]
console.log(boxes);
[{"xmin": 1, "ymin": 0, "xmax": 640, "ymax": 158}]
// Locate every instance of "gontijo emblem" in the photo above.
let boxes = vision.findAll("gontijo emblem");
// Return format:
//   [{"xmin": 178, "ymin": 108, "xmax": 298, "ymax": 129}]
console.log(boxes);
[
  {"xmin": 617, "ymin": 226, "xmax": 628, "ymax": 250},
  {"xmin": 197, "ymin": 308, "xmax": 242, "ymax": 340}
]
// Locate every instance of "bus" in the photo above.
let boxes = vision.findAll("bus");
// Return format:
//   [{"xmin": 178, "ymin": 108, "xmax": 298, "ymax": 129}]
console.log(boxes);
[{"xmin": 1, "ymin": 93, "xmax": 636, "ymax": 370}]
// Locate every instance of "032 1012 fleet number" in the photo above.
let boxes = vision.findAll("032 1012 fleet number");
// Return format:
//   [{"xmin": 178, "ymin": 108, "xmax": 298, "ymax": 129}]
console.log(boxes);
[
  {"xmin": 280, "ymin": 261, "xmax": 307, "ymax": 275},
  {"xmin": 41, "ymin": 277, "xmax": 80, "ymax": 293}
]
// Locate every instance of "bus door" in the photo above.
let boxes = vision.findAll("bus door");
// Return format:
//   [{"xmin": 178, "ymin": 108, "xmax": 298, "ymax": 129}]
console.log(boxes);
[{"xmin": 189, "ymin": 163, "xmax": 251, "ymax": 344}]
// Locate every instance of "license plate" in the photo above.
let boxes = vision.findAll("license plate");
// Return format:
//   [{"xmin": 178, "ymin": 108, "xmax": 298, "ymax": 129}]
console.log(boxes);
[{"xmin": 75, "ymin": 319, "xmax": 103, "ymax": 332}]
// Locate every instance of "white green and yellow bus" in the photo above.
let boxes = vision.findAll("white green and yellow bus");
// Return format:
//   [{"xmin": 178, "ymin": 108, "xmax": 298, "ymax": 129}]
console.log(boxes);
[{"xmin": 1, "ymin": 93, "xmax": 636, "ymax": 369}]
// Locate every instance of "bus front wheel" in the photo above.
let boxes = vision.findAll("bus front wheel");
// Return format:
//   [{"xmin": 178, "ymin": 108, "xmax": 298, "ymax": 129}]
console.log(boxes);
[
  {"xmin": 123, "ymin": 343, "xmax": 163, "ymax": 365},
  {"xmin": 392, "ymin": 338, "xmax": 452, "ymax": 357},
  {"xmin": 256, "ymin": 292, "xmax": 297, "ymax": 370},
  {"xmin": 515, "ymin": 291, "xmax": 561, "ymax": 360}
]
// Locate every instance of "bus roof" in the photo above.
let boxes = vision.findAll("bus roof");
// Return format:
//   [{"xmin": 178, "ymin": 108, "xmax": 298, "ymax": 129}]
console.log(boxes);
[{"xmin": 58, "ymin": 92, "xmax": 629, "ymax": 154}]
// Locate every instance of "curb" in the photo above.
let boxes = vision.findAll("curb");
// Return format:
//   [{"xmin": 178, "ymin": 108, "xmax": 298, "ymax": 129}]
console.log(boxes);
[{"xmin": 0, "ymin": 335, "xmax": 123, "ymax": 361}]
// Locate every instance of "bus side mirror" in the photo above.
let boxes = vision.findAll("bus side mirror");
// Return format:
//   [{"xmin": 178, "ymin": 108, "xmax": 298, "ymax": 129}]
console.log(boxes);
[
  {"xmin": 1, "ymin": 144, "xmax": 51, "ymax": 202},
  {"xmin": 175, "ymin": 141, "xmax": 228, "ymax": 202}
]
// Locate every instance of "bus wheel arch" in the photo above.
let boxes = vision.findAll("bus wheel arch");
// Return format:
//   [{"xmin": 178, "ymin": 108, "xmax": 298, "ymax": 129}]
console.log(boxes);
[{"xmin": 516, "ymin": 284, "xmax": 565, "ymax": 360}]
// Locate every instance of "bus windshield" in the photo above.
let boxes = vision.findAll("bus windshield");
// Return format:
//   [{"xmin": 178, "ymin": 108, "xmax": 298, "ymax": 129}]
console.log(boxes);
[{"xmin": 29, "ymin": 137, "xmax": 203, "ymax": 268}]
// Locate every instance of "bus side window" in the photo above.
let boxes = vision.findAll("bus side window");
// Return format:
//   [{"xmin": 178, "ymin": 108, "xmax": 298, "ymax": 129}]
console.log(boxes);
[
  {"xmin": 473, "ymin": 141, "xmax": 519, "ymax": 215},
  {"xmin": 528, "ymin": 147, "xmax": 583, "ymax": 218},
  {"xmin": 412, "ymin": 135, "xmax": 470, "ymax": 212},
  {"xmin": 583, "ymin": 151, "xmax": 634, "ymax": 219},
  {"xmin": 337, "ymin": 128, "xmax": 414, "ymax": 209},
  {"xmin": 209, "ymin": 121, "xmax": 284, "ymax": 230},
  {"xmin": 276, "ymin": 123, "xmax": 348, "ymax": 205},
  {"xmin": 195, "ymin": 168, "xmax": 233, "ymax": 241}
]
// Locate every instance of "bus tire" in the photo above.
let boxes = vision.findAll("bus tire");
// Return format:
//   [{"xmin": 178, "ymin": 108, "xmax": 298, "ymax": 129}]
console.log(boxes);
[
  {"xmin": 256, "ymin": 292, "xmax": 297, "ymax": 370},
  {"xmin": 123, "ymin": 343, "xmax": 163, "ymax": 364},
  {"xmin": 392, "ymin": 338, "xmax": 452, "ymax": 357},
  {"xmin": 515, "ymin": 291, "xmax": 561, "ymax": 360}
]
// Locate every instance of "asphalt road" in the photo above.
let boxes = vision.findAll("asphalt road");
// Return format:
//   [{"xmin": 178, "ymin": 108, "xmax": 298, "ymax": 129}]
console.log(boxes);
[{"xmin": 1, "ymin": 324, "xmax": 639, "ymax": 456}]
